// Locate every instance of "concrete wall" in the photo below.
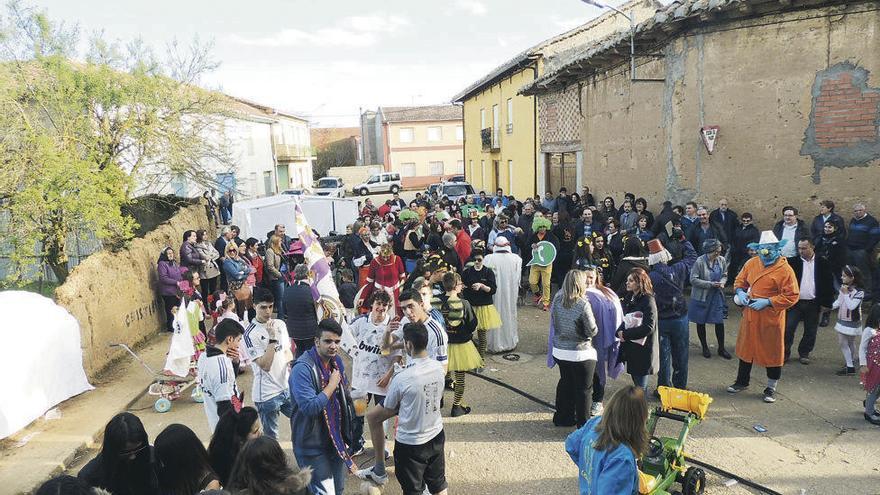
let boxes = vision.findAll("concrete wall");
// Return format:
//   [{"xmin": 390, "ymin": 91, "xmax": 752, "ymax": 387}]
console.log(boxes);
[
  {"xmin": 579, "ymin": 3, "xmax": 880, "ymax": 226},
  {"xmin": 56, "ymin": 203, "xmax": 214, "ymax": 379}
]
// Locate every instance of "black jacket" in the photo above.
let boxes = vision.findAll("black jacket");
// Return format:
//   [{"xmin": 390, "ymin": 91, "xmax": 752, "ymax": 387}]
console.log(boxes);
[
  {"xmin": 815, "ymin": 232, "xmax": 848, "ymax": 276},
  {"xmin": 810, "ymin": 213, "xmax": 846, "ymax": 241},
  {"xmin": 772, "ymin": 219, "xmax": 808, "ymax": 245},
  {"xmin": 732, "ymin": 224, "xmax": 761, "ymax": 258},
  {"xmin": 787, "ymin": 255, "xmax": 835, "ymax": 308},
  {"xmin": 283, "ymin": 282, "xmax": 319, "ymax": 339},
  {"xmin": 688, "ymin": 221, "xmax": 728, "ymax": 253},
  {"xmin": 461, "ymin": 265, "xmax": 497, "ymax": 307},
  {"xmin": 617, "ymin": 293, "xmax": 660, "ymax": 376},
  {"xmin": 709, "ymin": 208, "xmax": 739, "ymax": 245}
]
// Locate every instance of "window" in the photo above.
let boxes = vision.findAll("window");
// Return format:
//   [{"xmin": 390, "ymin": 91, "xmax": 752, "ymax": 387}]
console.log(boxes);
[
  {"xmin": 399, "ymin": 127, "xmax": 414, "ymax": 143},
  {"xmin": 507, "ymin": 160, "xmax": 514, "ymax": 192},
  {"xmin": 427, "ymin": 126, "xmax": 442, "ymax": 141},
  {"xmin": 480, "ymin": 108, "xmax": 486, "ymax": 129},
  {"xmin": 492, "ymin": 104, "xmax": 500, "ymax": 148},
  {"xmin": 429, "ymin": 161, "xmax": 444, "ymax": 176},
  {"xmin": 401, "ymin": 163, "xmax": 416, "ymax": 177},
  {"xmin": 506, "ymin": 98, "xmax": 513, "ymax": 133},
  {"xmin": 457, "ymin": 160, "xmax": 465, "ymax": 173},
  {"xmin": 367, "ymin": 176, "xmax": 380, "ymax": 184},
  {"xmin": 456, "ymin": 125, "xmax": 464, "ymax": 141}
]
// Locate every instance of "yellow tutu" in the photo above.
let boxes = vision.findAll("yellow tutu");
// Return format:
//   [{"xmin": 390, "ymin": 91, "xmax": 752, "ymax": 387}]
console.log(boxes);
[
  {"xmin": 448, "ymin": 341, "xmax": 484, "ymax": 371},
  {"xmin": 473, "ymin": 304, "xmax": 502, "ymax": 331}
]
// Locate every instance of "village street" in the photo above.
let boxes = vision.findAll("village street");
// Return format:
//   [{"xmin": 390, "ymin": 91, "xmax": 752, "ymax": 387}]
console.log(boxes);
[{"xmin": 15, "ymin": 305, "xmax": 869, "ymax": 495}]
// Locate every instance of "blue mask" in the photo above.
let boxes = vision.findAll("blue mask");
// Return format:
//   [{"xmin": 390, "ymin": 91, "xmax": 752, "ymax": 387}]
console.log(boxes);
[{"xmin": 748, "ymin": 240, "xmax": 788, "ymax": 266}]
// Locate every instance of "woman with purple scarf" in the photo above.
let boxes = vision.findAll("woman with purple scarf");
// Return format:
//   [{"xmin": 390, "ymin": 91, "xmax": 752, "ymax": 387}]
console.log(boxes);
[
  {"xmin": 290, "ymin": 319, "xmax": 358, "ymax": 495},
  {"xmin": 548, "ymin": 261, "xmax": 624, "ymax": 417}
]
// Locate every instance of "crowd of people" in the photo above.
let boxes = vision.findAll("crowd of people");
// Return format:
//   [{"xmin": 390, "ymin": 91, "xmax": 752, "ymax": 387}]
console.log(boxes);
[{"xmin": 39, "ymin": 186, "xmax": 880, "ymax": 495}]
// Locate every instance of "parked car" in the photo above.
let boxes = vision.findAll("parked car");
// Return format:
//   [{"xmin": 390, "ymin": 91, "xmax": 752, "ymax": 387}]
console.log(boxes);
[
  {"xmin": 426, "ymin": 182, "xmax": 476, "ymax": 203},
  {"xmin": 313, "ymin": 177, "xmax": 345, "ymax": 197},
  {"xmin": 353, "ymin": 172, "xmax": 401, "ymax": 196},
  {"xmin": 281, "ymin": 188, "xmax": 309, "ymax": 196}
]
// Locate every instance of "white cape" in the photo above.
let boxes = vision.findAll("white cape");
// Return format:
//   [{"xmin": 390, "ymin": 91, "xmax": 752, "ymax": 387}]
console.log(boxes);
[{"xmin": 483, "ymin": 251, "xmax": 522, "ymax": 353}]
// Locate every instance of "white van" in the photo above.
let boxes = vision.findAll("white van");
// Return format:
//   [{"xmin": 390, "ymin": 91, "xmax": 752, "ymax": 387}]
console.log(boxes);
[
  {"xmin": 313, "ymin": 177, "xmax": 345, "ymax": 197},
  {"xmin": 353, "ymin": 172, "xmax": 402, "ymax": 196}
]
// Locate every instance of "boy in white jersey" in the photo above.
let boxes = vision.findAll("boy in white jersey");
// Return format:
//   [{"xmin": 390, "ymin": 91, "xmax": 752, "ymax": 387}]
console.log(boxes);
[
  {"xmin": 241, "ymin": 289, "xmax": 294, "ymax": 439},
  {"xmin": 197, "ymin": 318, "xmax": 244, "ymax": 431},
  {"xmin": 358, "ymin": 322, "xmax": 448, "ymax": 494},
  {"xmin": 386, "ymin": 289, "xmax": 448, "ymax": 368}
]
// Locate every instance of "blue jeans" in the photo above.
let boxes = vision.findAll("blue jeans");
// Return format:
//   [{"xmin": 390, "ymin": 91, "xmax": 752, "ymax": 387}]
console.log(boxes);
[
  {"xmin": 255, "ymin": 390, "xmax": 293, "ymax": 439},
  {"xmin": 658, "ymin": 315, "xmax": 690, "ymax": 389},
  {"xmin": 296, "ymin": 452, "xmax": 346, "ymax": 495},
  {"xmin": 866, "ymin": 385, "xmax": 880, "ymax": 416},
  {"xmin": 630, "ymin": 374, "xmax": 649, "ymax": 393},
  {"xmin": 270, "ymin": 279, "xmax": 286, "ymax": 319}
]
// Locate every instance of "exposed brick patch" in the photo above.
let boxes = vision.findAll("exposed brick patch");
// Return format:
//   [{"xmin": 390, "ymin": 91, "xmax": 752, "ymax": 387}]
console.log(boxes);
[{"xmin": 800, "ymin": 62, "xmax": 880, "ymax": 183}]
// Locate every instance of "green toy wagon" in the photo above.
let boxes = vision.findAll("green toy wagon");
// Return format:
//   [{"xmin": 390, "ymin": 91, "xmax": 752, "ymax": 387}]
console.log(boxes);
[{"xmin": 638, "ymin": 386, "xmax": 713, "ymax": 495}]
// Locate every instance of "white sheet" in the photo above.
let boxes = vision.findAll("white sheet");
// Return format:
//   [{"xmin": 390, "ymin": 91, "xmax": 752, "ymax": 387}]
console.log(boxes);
[{"xmin": 0, "ymin": 291, "xmax": 94, "ymax": 439}]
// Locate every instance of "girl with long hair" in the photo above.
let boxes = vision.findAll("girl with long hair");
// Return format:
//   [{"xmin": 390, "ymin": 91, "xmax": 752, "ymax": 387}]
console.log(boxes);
[
  {"xmin": 154, "ymin": 424, "xmax": 221, "ymax": 494},
  {"xmin": 617, "ymin": 268, "xmax": 660, "ymax": 392},
  {"xmin": 550, "ymin": 270, "xmax": 598, "ymax": 427},
  {"xmin": 208, "ymin": 407, "xmax": 262, "ymax": 486},
  {"xmin": 565, "ymin": 385, "xmax": 648, "ymax": 494},
  {"xmin": 227, "ymin": 437, "xmax": 311, "ymax": 495},
  {"xmin": 834, "ymin": 265, "xmax": 865, "ymax": 376},
  {"xmin": 77, "ymin": 412, "xmax": 158, "ymax": 495}
]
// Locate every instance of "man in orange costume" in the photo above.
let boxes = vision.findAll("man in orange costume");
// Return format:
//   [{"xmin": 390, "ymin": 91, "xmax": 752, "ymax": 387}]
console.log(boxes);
[{"xmin": 727, "ymin": 231, "xmax": 799, "ymax": 404}]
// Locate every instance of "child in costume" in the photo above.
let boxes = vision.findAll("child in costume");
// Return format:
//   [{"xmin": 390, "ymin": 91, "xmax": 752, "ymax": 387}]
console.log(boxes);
[
  {"xmin": 433, "ymin": 272, "xmax": 482, "ymax": 417},
  {"xmin": 833, "ymin": 265, "xmax": 865, "ymax": 376},
  {"xmin": 461, "ymin": 248, "xmax": 501, "ymax": 359},
  {"xmin": 360, "ymin": 243, "xmax": 406, "ymax": 314},
  {"xmin": 859, "ymin": 304, "xmax": 880, "ymax": 425}
]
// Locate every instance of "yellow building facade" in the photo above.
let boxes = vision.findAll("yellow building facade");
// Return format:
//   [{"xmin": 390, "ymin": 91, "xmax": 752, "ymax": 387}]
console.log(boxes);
[
  {"xmin": 460, "ymin": 67, "xmax": 539, "ymax": 199},
  {"xmin": 454, "ymin": 0, "xmax": 661, "ymax": 201}
]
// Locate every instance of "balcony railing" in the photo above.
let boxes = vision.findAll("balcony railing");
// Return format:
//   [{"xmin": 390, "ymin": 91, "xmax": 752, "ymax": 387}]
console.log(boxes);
[
  {"xmin": 481, "ymin": 128, "xmax": 500, "ymax": 152},
  {"xmin": 274, "ymin": 143, "xmax": 310, "ymax": 160}
]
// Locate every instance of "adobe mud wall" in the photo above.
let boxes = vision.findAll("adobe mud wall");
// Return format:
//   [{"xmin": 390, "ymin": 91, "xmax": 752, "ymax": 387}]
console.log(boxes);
[
  {"xmin": 56, "ymin": 203, "xmax": 214, "ymax": 378},
  {"xmin": 579, "ymin": 2, "xmax": 880, "ymax": 226}
]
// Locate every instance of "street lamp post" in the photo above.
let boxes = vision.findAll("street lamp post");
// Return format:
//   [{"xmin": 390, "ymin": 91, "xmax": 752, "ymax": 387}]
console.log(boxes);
[{"xmin": 580, "ymin": 0, "xmax": 636, "ymax": 79}]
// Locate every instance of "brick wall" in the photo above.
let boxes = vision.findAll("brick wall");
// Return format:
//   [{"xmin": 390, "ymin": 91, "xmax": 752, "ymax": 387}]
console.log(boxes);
[{"xmin": 813, "ymin": 72, "xmax": 879, "ymax": 149}]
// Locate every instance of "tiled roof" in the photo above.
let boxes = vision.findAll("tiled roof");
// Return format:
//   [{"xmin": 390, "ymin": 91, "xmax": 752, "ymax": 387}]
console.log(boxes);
[
  {"xmin": 521, "ymin": 0, "xmax": 853, "ymax": 95},
  {"xmin": 451, "ymin": 0, "xmax": 657, "ymax": 103},
  {"xmin": 380, "ymin": 105, "xmax": 462, "ymax": 123}
]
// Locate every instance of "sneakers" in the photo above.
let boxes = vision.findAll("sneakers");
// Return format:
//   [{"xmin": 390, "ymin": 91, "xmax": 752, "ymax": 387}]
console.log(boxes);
[
  {"xmin": 726, "ymin": 383, "xmax": 748, "ymax": 393},
  {"xmin": 351, "ymin": 446, "xmax": 366, "ymax": 457},
  {"xmin": 835, "ymin": 366, "xmax": 856, "ymax": 376},
  {"xmin": 451, "ymin": 404, "xmax": 472, "ymax": 417},
  {"xmin": 590, "ymin": 402, "xmax": 604, "ymax": 417},
  {"xmin": 762, "ymin": 387, "xmax": 776, "ymax": 403},
  {"xmin": 798, "ymin": 356, "xmax": 811, "ymax": 365},
  {"xmin": 356, "ymin": 467, "xmax": 389, "ymax": 485},
  {"xmin": 542, "ymin": 303, "xmax": 550, "ymax": 312}
]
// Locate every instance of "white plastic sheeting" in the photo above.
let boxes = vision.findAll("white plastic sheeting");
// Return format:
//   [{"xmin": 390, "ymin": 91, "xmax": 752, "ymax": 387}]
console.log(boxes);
[{"xmin": 0, "ymin": 291, "xmax": 93, "ymax": 439}]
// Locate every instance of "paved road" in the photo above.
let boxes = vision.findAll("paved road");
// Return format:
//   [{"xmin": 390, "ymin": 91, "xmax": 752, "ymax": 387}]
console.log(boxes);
[{"xmin": 65, "ymin": 303, "xmax": 880, "ymax": 494}]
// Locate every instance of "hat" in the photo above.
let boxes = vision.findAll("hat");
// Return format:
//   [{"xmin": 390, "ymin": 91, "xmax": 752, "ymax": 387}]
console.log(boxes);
[
  {"xmin": 425, "ymin": 254, "xmax": 449, "ymax": 273},
  {"xmin": 493, "ymin": 236, "xmax": 511, "ymax": 252},
  {"xmin": 701, "ymin": 238, "xmax": 721, "ymax": 254},
  {"xmin": 647, "ymin": 238, "xmax": 671, "ymax": 265},
  {"xmin": 758, "ymin": 231, "xmax": 780, "ymax": 244}
]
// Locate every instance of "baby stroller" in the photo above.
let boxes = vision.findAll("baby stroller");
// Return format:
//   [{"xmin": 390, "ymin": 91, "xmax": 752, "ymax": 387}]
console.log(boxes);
[{"xmin": 110, "ymin": 341, "xmax": 202, "ymax": 414}]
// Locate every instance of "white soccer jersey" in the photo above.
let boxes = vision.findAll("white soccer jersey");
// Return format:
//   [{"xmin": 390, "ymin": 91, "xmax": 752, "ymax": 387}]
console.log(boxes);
[
  {"xmin": 196, "ymin": 350, "xmax": 238, "ymax": 431},
  {"xmin": 242, "ymin": 319, "xmax": 292, "ymax": 403}
]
